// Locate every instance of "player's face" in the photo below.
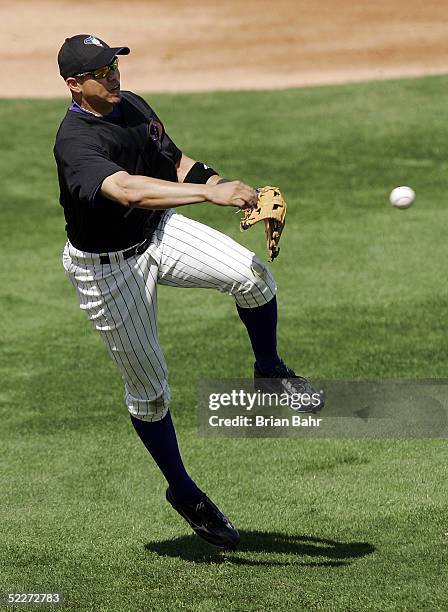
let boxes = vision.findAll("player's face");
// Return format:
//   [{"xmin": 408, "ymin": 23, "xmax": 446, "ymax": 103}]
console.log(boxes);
[
  {"xmin": 79, "ymin": 62, "xmax": 121, "ymax": 104},
  {"xmin": 69, "ymin": 59, "xmax": 121, "ymax": 112}
]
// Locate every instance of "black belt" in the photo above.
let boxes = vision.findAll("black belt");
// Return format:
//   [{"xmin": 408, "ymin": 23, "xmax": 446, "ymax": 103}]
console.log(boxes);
[{"xmin": 99, "ymin": 237, "xmax": 152, "ymax": 265}]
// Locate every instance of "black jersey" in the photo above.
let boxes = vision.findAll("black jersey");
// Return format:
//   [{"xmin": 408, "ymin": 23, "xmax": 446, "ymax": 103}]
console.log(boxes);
[{"xmin": 54, "ymin": 91, "xmax": 182, "ymax": 252}]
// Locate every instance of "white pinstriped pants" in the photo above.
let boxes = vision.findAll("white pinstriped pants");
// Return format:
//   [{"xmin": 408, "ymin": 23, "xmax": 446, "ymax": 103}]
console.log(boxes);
[{"xmin": 62, "ymin": 210, "xmax": 277, "ymax": 421}]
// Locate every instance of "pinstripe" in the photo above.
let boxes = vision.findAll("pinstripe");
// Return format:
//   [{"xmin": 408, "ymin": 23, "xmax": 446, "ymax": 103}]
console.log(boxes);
[
  {"xmin": 127, "ymin": 255, "xmax": 167, "ymax": 375},
  {"xmin": 95, "ymin": 256, "xmax": 126, "ymax": 357},
  {"xmin": 85, "ymin": 250, "xmax": 146, "ymax": 403},
  {"xmin": 96, "ymin": 253, "xmax": 142, "ymax": 404},
  {"xmin": 127, "ymin": 257, "xmax": 168, "ymax": 421},
  {"xmin": 163, "ymin": 214, "xmax": 251, "ymax": 266},
  {"xmin": 143, "ymin": 252, "xmax": 169, "ymax": 420},
  {"xmin": 92, "ymin": 255, "xmax": 143, "ymax": 400},
  {"xmin": 157, "ymin": 240, "xmax": 256, "ymax": 307},
  {"xmin": 119, "ymin": 258, "xmax": 165, "ymax": 390},
  {"xmin": 159, "ymin": 215, "xmax": 275, "ymax": 307},
  {"xmin": 174, "ymin": 216, "xmax": 257, "ymax": 262},
  {"xmin": 161, "ymin": 228, "xmax": 258, "ymax": 288},
  {"xmin": 159, "ymin": 214, "xmax": 276, "ymax": 307},
  {"xmin": 102, "ymin": 263, "xmax": 158, "ymax": 396},
  {"xmin": 160, "ymin": 231, "xmax": 262, "ymax": 303},
  {"xmin": 158, "ymin": 251, "xmax": 223, "ymax": 289},
  {"xmin": 64, "ymin": 246, "xmax": 126, "ymax": 386},
  {"xmin": 72, "ymin": 248, "xmax": 153, "ymax": 413},
  {"xmin": 160, "ymin": 214, "xmax": 275, "ymax": 304},
  {"xmin": 172, "ymin": 215, "xmax": 276, "ymax": 303},
  {"xmin": 101, "ymin": 265, "xmax": 158, "ymax": 417},
  {"xmin": 103, "ymin": 253, "xmax": 168, "ymax": 421},
  {"xmin": 157, "ymin": 250, "xmax": 252, "ymax": 307}
]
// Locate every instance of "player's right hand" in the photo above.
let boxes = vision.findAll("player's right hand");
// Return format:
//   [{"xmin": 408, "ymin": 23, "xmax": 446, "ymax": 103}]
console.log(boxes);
[{"xmin": 206, "ymin": 181, "xmax": 258, "ymax": 209}]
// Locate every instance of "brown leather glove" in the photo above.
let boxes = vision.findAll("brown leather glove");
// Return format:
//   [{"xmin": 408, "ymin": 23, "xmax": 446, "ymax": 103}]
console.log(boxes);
[{"xmin": 240, "ymin": 186, "xmax": 287, "ymax": 261}]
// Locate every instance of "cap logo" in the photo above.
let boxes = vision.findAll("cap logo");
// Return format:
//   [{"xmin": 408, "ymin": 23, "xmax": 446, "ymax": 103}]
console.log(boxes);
[{"xmin": 84, "ymin": 36, "xmax": 103, "ymax": 47}]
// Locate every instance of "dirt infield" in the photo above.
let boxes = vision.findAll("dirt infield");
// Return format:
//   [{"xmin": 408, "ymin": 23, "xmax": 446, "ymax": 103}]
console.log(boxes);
[{"xmin": 3, "ymin": 0, "xmax": 448, "ymax": 97}]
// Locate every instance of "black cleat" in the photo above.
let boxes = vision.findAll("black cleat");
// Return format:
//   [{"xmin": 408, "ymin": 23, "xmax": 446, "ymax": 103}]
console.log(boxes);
[
  {"xmin": 254, "ymin": 361, "xmax": 325, "ymax": 413},
  {"xmin": 166, "ymin": 488, "xmax": 240, "ymax": 550}
]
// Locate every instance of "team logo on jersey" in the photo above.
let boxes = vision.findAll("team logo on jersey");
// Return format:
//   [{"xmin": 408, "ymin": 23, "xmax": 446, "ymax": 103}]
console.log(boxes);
[
  {"xmin": 84, "ymin": 36, "xmax": 103, "ymax": 47},
  {"xmin": 148, "ymin": 118, "xmax": 164, "ymax": 143}
]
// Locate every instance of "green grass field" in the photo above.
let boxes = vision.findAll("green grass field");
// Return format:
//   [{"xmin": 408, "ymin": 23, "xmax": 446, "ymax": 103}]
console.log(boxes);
[{"xmin": 1, "ymin": 75, "xmax": 447, "ymax": 611}]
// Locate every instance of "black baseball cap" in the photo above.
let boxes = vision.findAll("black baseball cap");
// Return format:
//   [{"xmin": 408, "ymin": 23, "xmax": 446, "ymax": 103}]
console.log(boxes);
[{"xmin": 58, "ymin": 34, "xmax": 130, "ymax": 79}]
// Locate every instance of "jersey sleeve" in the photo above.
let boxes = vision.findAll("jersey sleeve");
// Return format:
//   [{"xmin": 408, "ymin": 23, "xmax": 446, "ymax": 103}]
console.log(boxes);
[
  {"xmin": 149, "ymin": 106, "xmax": 182, "ymax": 165},
  {"xmin": 54, "ymin": 136, "xmax": 124, "ymax": 205},
  {"xmin": 159, "ymin": 121, "xmax": 182, "ymax": 166}
]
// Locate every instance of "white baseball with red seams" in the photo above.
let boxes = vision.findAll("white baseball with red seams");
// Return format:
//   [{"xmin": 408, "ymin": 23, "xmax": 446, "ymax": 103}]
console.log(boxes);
[{"xmin": 389, "ymin": 186, "xmax": 415, "ymax": 209}]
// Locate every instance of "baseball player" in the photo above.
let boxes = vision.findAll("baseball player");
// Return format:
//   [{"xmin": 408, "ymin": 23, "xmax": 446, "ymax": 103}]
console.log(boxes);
[{"xmin": 55, "ymin": 35, "xmax": 322, "ymax": 550}]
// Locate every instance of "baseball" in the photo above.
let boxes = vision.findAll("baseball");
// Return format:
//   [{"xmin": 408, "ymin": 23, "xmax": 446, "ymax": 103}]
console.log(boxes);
[{"xmin": 389, "ymin": 186, "xmax": 415, "ymax": 209}]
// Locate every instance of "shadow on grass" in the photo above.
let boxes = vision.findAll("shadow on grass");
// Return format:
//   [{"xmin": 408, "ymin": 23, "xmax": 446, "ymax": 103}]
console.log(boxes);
[{"xmin": 145, "ymin": 531, "xmax": 375, "ymax": 566}]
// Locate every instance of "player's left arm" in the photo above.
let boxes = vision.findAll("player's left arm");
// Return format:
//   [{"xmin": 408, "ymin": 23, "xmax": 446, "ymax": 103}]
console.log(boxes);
[{"xmin": 176, "ymin": 154, "xmax": 230, "ymax": 185}]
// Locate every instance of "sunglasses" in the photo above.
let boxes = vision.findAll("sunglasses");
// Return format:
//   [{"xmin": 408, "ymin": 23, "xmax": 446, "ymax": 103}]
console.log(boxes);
[{"xmin": 75, "ymin": 57, "xmax": 119, "ymax": 80}]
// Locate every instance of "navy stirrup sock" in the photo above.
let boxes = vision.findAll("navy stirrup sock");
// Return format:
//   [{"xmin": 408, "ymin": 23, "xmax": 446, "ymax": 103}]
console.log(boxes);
[
  {"xmin": 236, "ymin": 296, "xmax": 281, "ymax": 374},
  {"xmin": 130, "ymin": 411, "xmax": 202, "ymax": 503}
]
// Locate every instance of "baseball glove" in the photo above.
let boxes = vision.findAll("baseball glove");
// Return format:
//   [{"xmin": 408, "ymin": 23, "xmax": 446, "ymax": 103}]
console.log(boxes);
[{"xmin": 240, "ymin": 186, "xmax": 287, "ymax": 261}]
